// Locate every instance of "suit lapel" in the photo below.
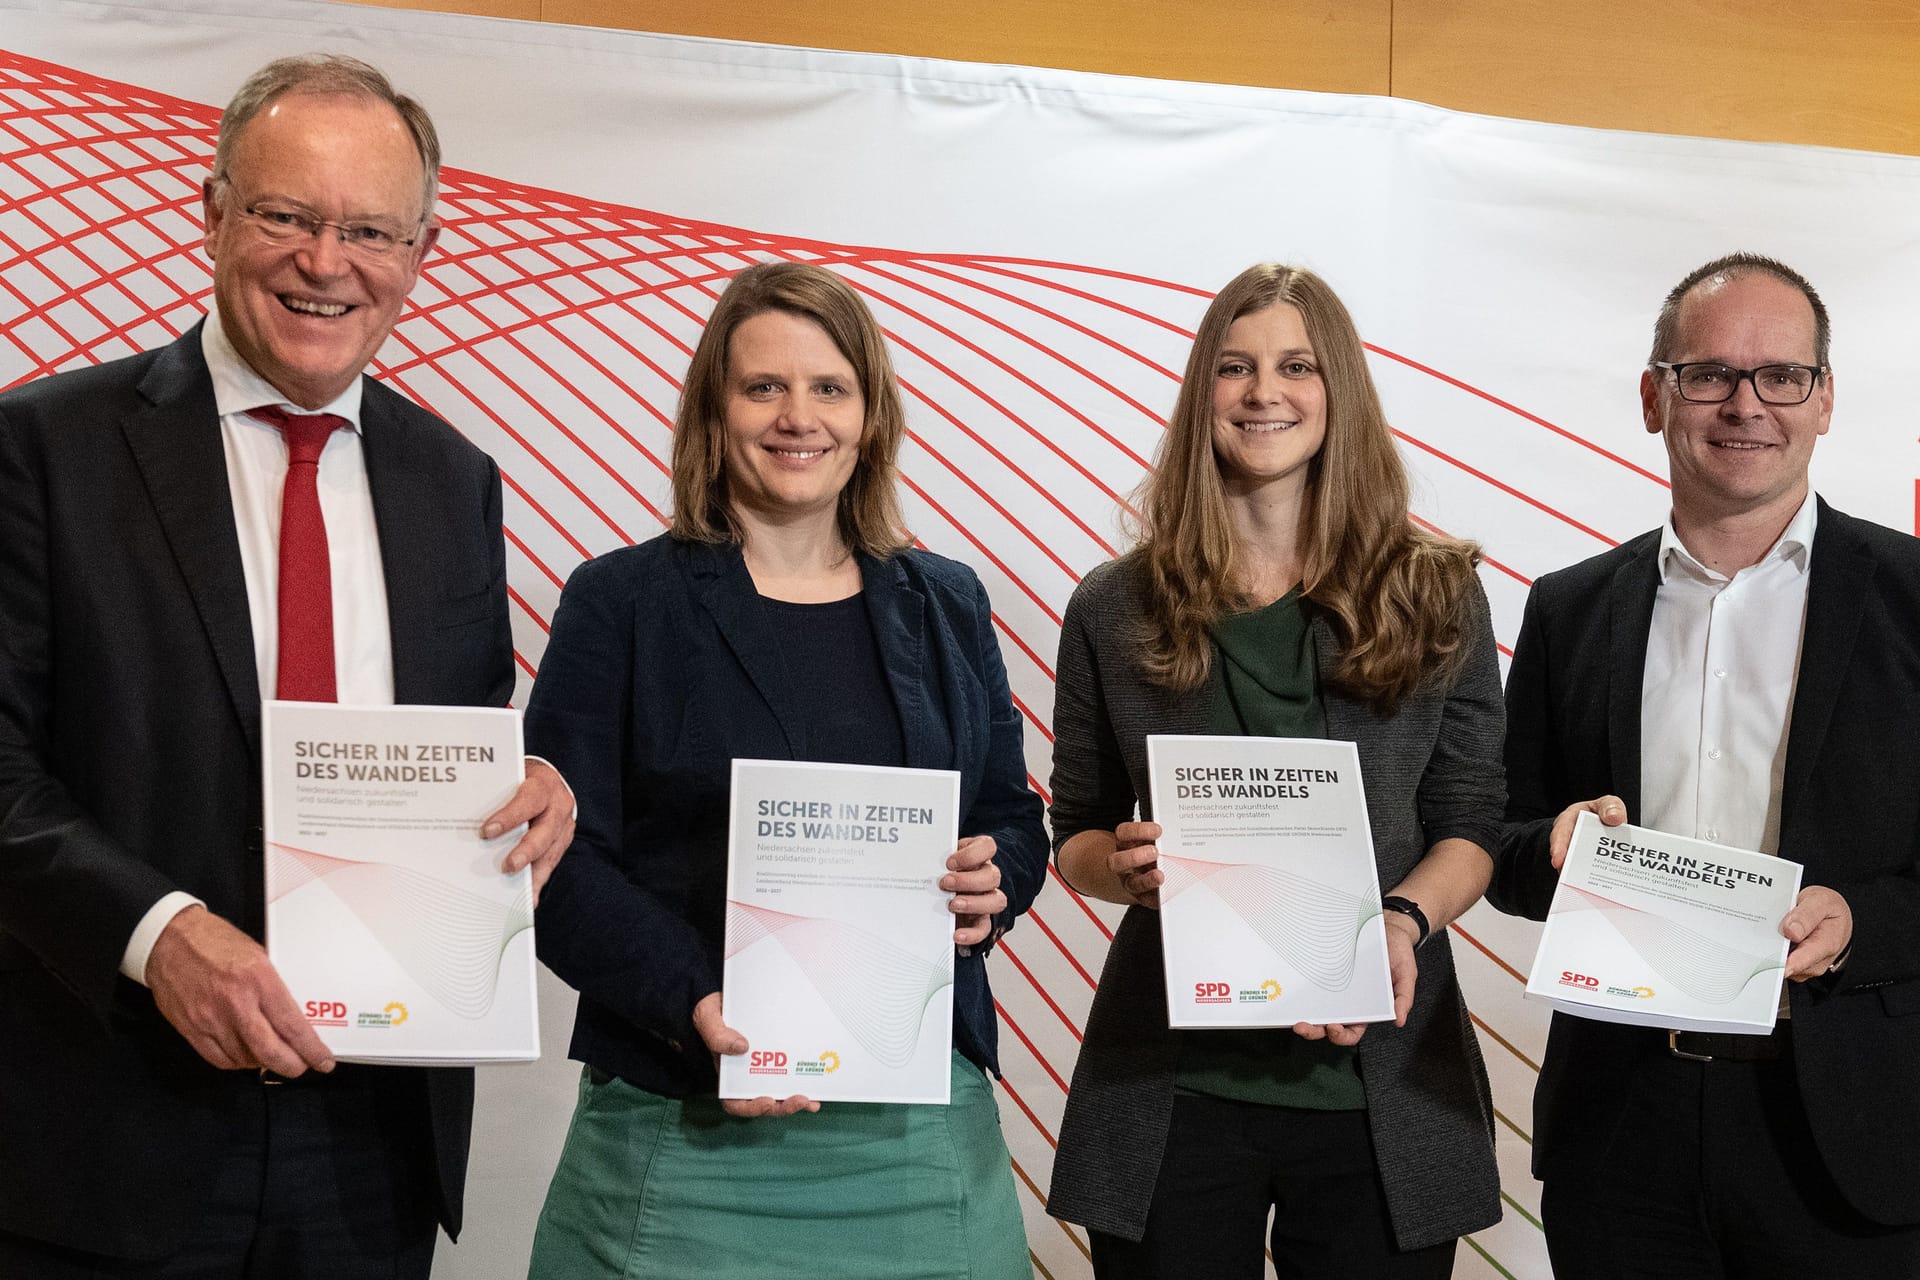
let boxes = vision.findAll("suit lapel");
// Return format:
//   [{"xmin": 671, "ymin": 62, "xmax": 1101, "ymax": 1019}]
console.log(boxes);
[
  {"xmin": 1781, "ymin": 502, "xmax": 1871, "ymax": 819},
  {"xmin": 861, "ymin": 553, "xmax": 943, "ymax": 769},
  {"xmin": 687, "ymin": 541, "xmax": 806, "ymax": 758},
  {"xmin": 119, "ymin": 329, "xmax": 262, "ymax": 754},
  {"xmin": 1606, "ymin": 542, "xmax": 1659, "ymax": 820},
  {"xmin": 361, "ymin": 387, "xmax": 438, "ymax": 704}
]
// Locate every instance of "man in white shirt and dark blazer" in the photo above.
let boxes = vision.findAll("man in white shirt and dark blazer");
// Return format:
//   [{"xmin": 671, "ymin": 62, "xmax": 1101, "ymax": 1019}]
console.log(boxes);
[
  {"xmin": 1493, "ymin": 252, "xmax": 1920, "ymax": 1278},
  {"xmin": 0, "ymin": 54, "xmax": 572, "ymax": 1278}
]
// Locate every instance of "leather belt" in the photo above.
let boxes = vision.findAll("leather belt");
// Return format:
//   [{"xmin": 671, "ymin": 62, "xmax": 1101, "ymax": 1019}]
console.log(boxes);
[{"xmin": 1667, "ymin": 1023, "xmax": 1790, "ymax": 1063}]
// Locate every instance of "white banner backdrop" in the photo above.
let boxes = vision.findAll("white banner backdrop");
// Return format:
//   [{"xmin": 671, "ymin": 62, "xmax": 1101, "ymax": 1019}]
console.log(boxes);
[{"xmin": 5, "ymin": 2, "xmax": 1919, "ymax": 1276}]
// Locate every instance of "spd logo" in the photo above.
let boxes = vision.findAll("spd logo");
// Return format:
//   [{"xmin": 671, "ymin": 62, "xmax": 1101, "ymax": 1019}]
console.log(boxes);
[
  {"xmin": 749, "ymin": 1050, "xmax": 789, "ymax": 1076},
  {"xmin": 1194, "ymin": 981, "xmax": 1231, "ymax": 1005},
  {"xmin": 304, "ymin": 999, "xmax": 348, "ymax": 1027},
  {"xmin": 1558, "ymin": 971, "xmax": 1600, "ymax": 990}
]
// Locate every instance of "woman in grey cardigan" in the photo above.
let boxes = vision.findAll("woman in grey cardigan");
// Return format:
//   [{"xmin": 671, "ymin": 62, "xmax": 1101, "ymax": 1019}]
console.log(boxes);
[{"xmin": 1046, "ymin": 263, "xmax": 1504, "ymax": 1277}]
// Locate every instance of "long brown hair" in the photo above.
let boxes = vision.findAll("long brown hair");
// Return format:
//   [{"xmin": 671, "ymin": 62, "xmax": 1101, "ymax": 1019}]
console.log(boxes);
[
  {"xmin": 1135, "ymin": 263, "xmax": 1480, "ymax": 713},
  {"xmin": 670, "ymin": 261, "xmax": 911, "ymax": 556}
]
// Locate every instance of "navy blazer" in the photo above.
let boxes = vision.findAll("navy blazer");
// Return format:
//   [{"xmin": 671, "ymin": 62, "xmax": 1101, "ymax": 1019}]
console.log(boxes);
[
  {"xmin": 526, "ymin": 534, "xmax": 1047, "ymax": 1097},
  {"xmin": 0, "ymin": 327, "xmax": 511, "ymax": 1257},
  {"xmin": 1493, "ymin": 499, "xmax": 1920, "ymax": 1226}
]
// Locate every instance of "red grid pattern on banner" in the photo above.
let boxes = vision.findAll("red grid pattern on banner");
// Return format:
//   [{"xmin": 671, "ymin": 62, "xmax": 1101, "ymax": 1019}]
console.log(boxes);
[{"xmin": 0, "ymin": 48, "xmax": 1677, "ymax": 1278}]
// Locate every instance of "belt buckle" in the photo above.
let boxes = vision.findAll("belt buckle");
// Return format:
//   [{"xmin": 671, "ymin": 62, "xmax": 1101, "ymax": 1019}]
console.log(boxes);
[{"xmin": 1668, "ymin": 1030, "xmax": 1713, "ymax": 1063}]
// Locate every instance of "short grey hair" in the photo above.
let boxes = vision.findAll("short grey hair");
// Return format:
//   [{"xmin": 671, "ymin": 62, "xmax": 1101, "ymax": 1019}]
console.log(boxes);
[
  {"xmin": 208, "ymin": 54, "xmax": 441, "ymax": 218},
  {"xmin": 1650, "ymin": 252, "xmax": 1830, "ymax": 368}
]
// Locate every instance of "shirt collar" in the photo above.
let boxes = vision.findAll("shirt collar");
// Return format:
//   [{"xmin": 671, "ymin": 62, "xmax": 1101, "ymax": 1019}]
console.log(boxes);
[
  {"xmin": 200, "ymin": 307, "xmax": 364, "ymax": 431},
  {"xmin": 1658, "ymin": 490, "xmax": 1817, "ymax": 584}
]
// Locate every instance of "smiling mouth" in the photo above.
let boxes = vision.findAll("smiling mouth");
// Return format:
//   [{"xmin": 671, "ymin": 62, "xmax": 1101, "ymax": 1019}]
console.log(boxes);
[
  {"xmin": 1710, "ymin": 440, "xmax": 1772, "ymax": 450},
  {"xmin": 281, "ymin": 296, "xmax": 352, "ymax": 318},
  {"xmin": 1234, "ymin": 421, "xmax": 1297, "ymax": 433}
]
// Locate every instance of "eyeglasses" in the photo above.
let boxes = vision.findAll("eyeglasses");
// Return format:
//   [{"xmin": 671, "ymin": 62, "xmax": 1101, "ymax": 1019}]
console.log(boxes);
[
  {"xmin": 237, "ymin": 200, "xmax": 422, "ymax": 258},
  {"xmin": 1650, "ymin": 361, "xmax": 1824, "ymax": 406}
]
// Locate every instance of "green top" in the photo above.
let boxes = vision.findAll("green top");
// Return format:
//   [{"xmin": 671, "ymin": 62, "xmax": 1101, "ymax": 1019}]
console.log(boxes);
[{"xmin": 1172, "ymin": 589, "xmax": 1367, "ymax": 1110}]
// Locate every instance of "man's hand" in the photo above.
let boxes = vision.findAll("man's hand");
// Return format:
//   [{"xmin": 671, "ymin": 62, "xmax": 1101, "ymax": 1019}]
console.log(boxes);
[
  {"xmin": 483, "ymin": 758, "xmax": 575, "ymax": 904},
  {"xmin": 145, "ymin": 906, "xmax": 334, "ymax": 1076},
  {"xmin": 691, "ymin": 991, "xmax": 818, "ymax": 1118},
  {"xmin": 1549, "ymin": 795, "xmax": 1628, "ymax": 868},
  {"xmin": 1782, "ymin": 886, "xmax": 1853, "ymax": 981}
]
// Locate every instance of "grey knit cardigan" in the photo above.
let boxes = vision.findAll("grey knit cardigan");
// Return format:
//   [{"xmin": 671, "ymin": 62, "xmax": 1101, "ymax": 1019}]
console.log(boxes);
[{"xmin": 1044, "ymin": 554, "xmax": 1506, "ymax": 1251}]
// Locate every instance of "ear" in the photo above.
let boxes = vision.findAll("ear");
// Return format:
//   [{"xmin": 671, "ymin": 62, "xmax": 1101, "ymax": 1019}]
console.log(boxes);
[
  {"xmin": 202, "ymin": 178, "xmax": 225, "ymax": 260},
  {"xmin": 1640, "ymin": 367, "xmax": 1662, "ymax": 435}
]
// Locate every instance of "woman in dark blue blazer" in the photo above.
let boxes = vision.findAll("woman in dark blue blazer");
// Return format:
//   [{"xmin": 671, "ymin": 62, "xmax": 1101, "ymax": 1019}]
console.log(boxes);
[{"xmin": 523, "ymin": 261, "xmax": 1047, "ymax": 1279}]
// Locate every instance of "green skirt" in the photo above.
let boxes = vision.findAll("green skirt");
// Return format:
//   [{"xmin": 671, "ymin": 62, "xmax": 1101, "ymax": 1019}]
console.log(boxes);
[{"xmin": 528, "ymin": 1051, "xmax": 1029, "ymax": 1279}]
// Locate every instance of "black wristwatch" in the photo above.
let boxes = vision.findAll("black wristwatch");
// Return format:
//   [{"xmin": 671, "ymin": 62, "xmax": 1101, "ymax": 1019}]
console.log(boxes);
[{"xmin": 1380, "ymin": 896, "xmax": 1431, "ymax": 948}]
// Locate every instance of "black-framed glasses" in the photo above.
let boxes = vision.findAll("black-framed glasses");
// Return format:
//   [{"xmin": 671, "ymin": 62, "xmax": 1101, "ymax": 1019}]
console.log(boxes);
[
  {"xmin": 1650, "ymin": 361, "xmax": 1825, "ymax": 406},
  {"xmin": 238, "ymin": 200, "xmax": 422, "ymax": 258}
]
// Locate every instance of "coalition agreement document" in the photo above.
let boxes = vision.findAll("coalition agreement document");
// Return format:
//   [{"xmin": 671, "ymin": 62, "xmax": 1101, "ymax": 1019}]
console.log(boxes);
[
  {"xmin": 1149, "ymin": 736, "xmax": 1393, "ymax": 1029},
  {"xmin": 263, "ymin": 702, "xmax": 539, "ymax": 1065},
  {"xmin": 720, "ymin": 760, "xmax": 959, "ymax": 1105},
  {"xmin": 1525, "ymin": 813, "xmax": 1798, "ymax": 1033}
]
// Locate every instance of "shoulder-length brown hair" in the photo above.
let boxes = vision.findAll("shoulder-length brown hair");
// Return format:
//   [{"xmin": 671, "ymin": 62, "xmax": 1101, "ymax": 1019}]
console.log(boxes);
[
  {"xmin": 670, "ymin": 261, "xmax": 911, "ymax": 556},
  {"xmin": 1135, "ymin": 262, "xmax": 1481, "ymax": 713}
]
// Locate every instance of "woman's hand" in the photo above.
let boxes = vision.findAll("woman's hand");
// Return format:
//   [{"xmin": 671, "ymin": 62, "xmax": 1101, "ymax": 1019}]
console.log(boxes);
[
  {"xmin": 1110, "ymin": 821, "xmax": 1164, "ymax": 909},
  {"xmin": 1289, "ymin": 908, "xmax": 1421, "ymax": 1048},
  {"xmin": 943, "ymin": 835, "xmax": 1008, "ymax": 946},
  {"xmin": 690, "ymin": 991, "xmax": 818, "ymax": 1118}
]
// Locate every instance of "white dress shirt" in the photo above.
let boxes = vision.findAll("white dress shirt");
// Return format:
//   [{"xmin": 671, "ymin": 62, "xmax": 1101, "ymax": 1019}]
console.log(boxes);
[
  {"xmin": 1639, "ymin": 493, "xmax": 1816, "ymax": 857},
  {"xmin": 120, "ymin": 311, "xmax": 396, "ymax": 983}
]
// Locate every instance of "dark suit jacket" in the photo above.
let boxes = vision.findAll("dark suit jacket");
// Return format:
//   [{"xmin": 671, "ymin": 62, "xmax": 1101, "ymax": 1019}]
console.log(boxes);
[
  {"xmin": 1044, "ymin": 554, "xmax": 1506, "ymax": 1251},
  {"xmin": 0, "ymin": 327, "xmax": 513, "ymax": 1258},
  {"xmin": 1492, "ymin": 498, "xmax": 1920, "ymax": 1226},
  {"xmin": 524, "ymin": 534, "xmax": 1048, "ymax": 1097}
]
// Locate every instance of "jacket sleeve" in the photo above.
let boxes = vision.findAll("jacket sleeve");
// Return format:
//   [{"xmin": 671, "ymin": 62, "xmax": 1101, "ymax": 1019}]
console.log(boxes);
[
  {"xmin": 1413, "ymin": 575, "xmax": 1507, "ymax": 857},
  {"xmin": 1490, "ymin": 580, "xmax": 1568, "ymax": 921},
  {"xmin": 0, "ymin": 399, "xmax": 179, "ymax": 1016},
  {"xmin": 957, "ymin": 571, "xmax": 1048, "ymax": 950},
  {"xmin": 1046, "ymin": 566, "xmax": 1141, "ymax": 864},
  {"xmin": 526, "ymin": 555, "xmax": 717, "ymax": 1048}
]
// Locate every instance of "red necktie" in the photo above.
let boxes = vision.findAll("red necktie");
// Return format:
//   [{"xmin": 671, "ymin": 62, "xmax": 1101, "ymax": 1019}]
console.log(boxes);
[{"xmin": 255, "ymin": 405, "xmax": 349, "ymax": 702}]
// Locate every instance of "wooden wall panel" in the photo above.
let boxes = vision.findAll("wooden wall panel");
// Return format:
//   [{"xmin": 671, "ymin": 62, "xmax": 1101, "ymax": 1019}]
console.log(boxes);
[
  {"xmin": 352, "ymin": 0, "xmax": 1393, "ymax": 96},
  {"xmin": 1392, "ymin": 0, "xmax": 1920, "ymax": 156},
  {"xmin": 344, "ymin": 0, "xmax": 1920, "ymax": 155}
]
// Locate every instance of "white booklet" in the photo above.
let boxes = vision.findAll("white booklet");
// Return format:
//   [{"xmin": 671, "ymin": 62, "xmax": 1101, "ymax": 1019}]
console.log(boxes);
[
  {"xmin": 1149, "ymin": 735, "xmax": 1393, "ymax": 1029},
  {"xmin": 262, "ymin": 701, "xmax": 539, "ymax": 1065},
  {"xmin": 719, "ymin": 759, "xmax": 960, "ymax": 1104},
  {"xmin": 1524, "ymin": 812, "xmax": 1798, "ymax": 1033}
]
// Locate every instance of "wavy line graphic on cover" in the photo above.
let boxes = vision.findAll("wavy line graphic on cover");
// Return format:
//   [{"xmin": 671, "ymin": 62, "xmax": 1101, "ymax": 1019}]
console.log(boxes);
[
  {"xmin": 269, "ymin": 842, "xmax": 534, "ymax": 1020},
  {"xmin": 1158, "ymin": 855, "xmax": 1378, "ymax": 991},
  {"xmin": 1552, "ymin": 884, "xmax": 1783, "ymax": 1005},
  {"xmin": 726, "ymin": 900, "xmax": 953, "ymax": 1069}
]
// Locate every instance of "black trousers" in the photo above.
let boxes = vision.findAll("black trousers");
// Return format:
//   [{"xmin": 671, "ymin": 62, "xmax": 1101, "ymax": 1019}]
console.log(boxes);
[
  {"xmin": 1089, "ymin": 1094, "xmax": 1457, "ymax": 1280},
  {"xmin": 1542, "ymin": 1034, "xmax": 1920, "ymax": 1280},
  {"xmin": 0, "ymin": 1067, "xmax": 437, "ymax": 1280}
]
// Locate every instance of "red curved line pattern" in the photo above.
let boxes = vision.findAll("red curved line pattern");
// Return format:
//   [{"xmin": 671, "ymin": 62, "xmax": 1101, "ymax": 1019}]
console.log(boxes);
[{"xmin": 1, "ymin": 47, "xmax": 1606, "ymax": 1272}]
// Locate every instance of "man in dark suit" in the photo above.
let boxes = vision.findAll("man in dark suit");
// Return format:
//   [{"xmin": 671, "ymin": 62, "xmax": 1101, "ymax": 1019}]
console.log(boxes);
[
  {"xmin": 0, "ymin": 55, "xmax": 572, "ymax": 1277},
  {"xmin": 1494, "ymin": 252, "xmax": 1920, "ymax": 1278}
]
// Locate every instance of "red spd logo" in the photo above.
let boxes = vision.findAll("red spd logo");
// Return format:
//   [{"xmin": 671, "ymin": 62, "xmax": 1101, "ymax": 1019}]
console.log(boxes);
[
  {"xmin": 748, "ymin": 1051, "xmax": 789, "ymax": 1076},
  {"xmin": 305, "ymin": 1000, "xmax": 348, "ymax": 1026},
  {"xmin": 1193, "ymin": 981, "xmax": 1231, "ymax": 1005},
  {"xmin": 1558, "ymin": 972, "xmax": 1600, "ymax": 990}
]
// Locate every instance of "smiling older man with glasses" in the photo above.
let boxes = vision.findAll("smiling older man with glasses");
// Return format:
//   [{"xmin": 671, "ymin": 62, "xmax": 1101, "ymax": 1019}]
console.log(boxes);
[{"xmin": 0, "ymin": 54, "xmax": 573, "ymax": 1279}]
